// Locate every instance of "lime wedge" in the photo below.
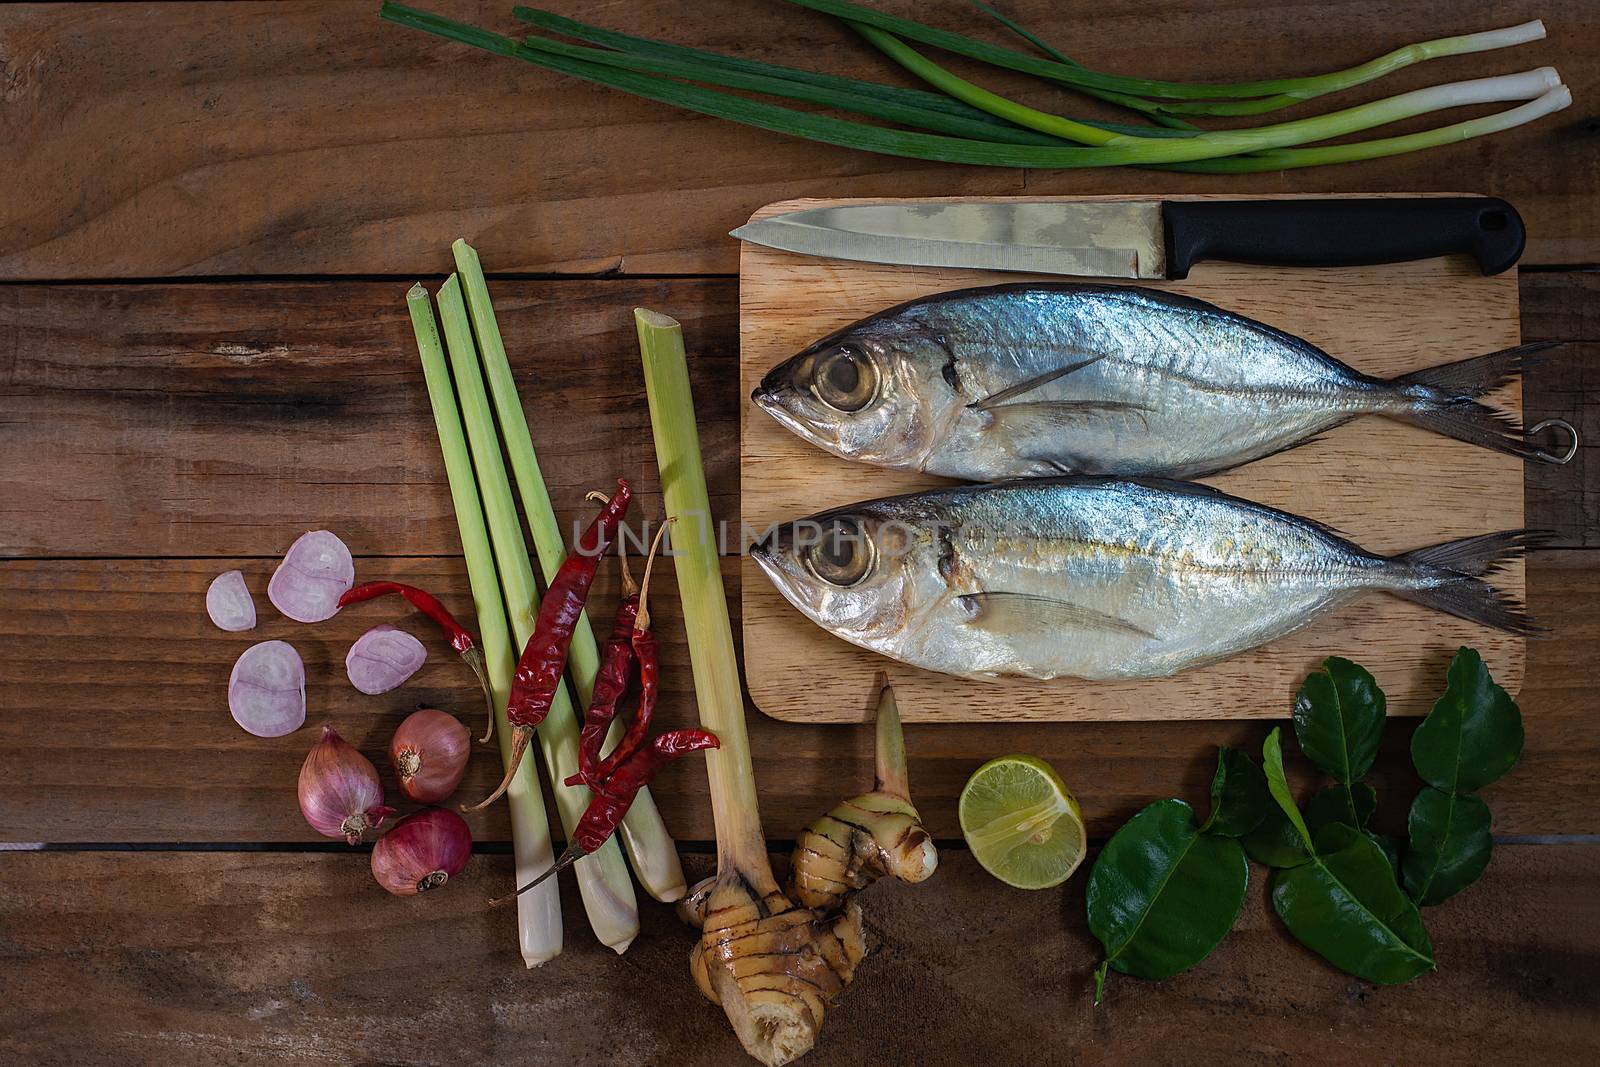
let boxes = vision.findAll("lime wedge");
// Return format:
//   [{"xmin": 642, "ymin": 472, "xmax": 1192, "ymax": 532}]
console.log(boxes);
[{"xmin": 959, "ymin": 754, "xmax": 1086, "ymax": 890}]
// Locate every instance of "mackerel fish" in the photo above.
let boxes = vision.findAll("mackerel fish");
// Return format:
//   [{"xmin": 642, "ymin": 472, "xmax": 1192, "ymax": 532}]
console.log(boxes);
[
  {"xmin": 752, "ymin": 283, "xmax": 1549, "ymax": 480},
  {"xmin": 751, "ymin": 477, "xmax": 1540, "ymax": 681}
]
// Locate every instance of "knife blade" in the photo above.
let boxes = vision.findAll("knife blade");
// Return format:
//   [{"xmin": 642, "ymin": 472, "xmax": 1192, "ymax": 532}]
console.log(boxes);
[{"xmin": 730, "ymin": 197, "xmax": 1526, "ymax": 279}]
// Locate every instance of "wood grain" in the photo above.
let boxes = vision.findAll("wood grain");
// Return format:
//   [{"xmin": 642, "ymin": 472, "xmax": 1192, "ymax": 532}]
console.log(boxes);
[
  {"xmin": 1523, "ymin": 271, "xmax": 1600, "ymax": 545},
  {"xmin": 740, "ymin": 196, "xmax": 1525, "ymax": 722},
  {"xmin": 0, "ymin": 278, "xmax": 737, "ymax": 558},
  {"xmin": 3, "ymin": 551, "xmax": 1594, "ymax": 844},
  {"xmin": 2, "ymin": 847, "xmax": 1596, "ymax": 1065},
  {"xmin": 0, "ymin": 0, "xmax": 1595, "ymax": 280}
]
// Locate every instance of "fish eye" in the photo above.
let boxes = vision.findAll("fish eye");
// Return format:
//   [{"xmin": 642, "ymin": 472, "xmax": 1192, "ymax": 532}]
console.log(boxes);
[
  {"xmin": 809, "ymin": 344, "xmax": 877, "ymax": 412},
  {"xmin": 805, "ymin": 517, "xmax": 874, "ymax": 587}
]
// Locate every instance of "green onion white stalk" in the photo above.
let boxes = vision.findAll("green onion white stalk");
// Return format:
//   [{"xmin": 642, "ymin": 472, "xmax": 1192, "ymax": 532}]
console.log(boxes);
[
  {"xmin": 451, "ymin": 238, "xmax": 688, "ymax": 904},
  {"xmin": 863, "ymin": 26, "xmax": 1562, "ymax": 162},
  {"xmin": 438, "ymin": 274, "xmax": 640, "ymax": 953},
  {"xmin": 1168, "ymin": 85, "xmax": 1573, "ymax": 173},
  {"xmin": 407, "ymin": 284, "xmax": 561, "ymax": 968}
]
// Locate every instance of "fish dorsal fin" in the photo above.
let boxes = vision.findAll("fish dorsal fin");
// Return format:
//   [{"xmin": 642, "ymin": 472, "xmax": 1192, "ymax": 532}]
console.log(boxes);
[
  {"xmin": 956, "ymin": 591, "xmax": 1154, "ymax": 639},
  {"xmin": 967, "ymin": 353, "xmax": 1108, "ymax": 411}
]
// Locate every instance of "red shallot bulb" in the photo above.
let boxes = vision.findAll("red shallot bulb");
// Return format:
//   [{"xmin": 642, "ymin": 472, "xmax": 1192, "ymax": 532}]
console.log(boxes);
[
  {"xmin": 371, "ymin": 808, "xmax": 472, "ymax": 896},
  {"xmin": 298, "ymin": 725, "xmax": 394, "ymax": 844},
  {"xmin": 390, "ymin": 708, "xmax": 471, "ymax": 804}
]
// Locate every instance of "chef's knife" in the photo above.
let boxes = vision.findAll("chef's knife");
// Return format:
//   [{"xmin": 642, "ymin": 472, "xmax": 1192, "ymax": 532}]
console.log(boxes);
[{"xmin": 730, "ymin": 197, "xmax": 1526, "ymax": 279}]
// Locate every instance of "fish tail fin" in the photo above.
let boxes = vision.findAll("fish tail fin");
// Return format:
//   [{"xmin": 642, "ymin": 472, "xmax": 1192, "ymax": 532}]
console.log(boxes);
[
  {"xmin": 1386, "ymin": 343, "xmax": 1563, "ymax": 460},
  {"xmin": 1393, "ymin": 341, "xmax": 1554, "ymax": 398},
  {"xmin": 1390, "ymin": 530, "xmax": 1551, "ymax": 636},
  {"xmin": 1390, "ymin": 398, "xmax": 1538, "ymax": 460}
]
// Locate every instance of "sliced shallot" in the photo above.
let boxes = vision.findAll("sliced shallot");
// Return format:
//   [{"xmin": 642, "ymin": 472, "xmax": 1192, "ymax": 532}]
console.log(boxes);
[
  {"xmin": 229, "ymin": 640, "xmax": 306, "ymax": 737},
  {"xmin": 269, "ymin": 529, "xmax": 354, "ymax": 623},
  {"xmin": 346, "ymin": 624, "xmax": 427, "ymax": 695},
  {"xmin": 206, "ymin": 569, "xmax": 257, "ymax": 632}
]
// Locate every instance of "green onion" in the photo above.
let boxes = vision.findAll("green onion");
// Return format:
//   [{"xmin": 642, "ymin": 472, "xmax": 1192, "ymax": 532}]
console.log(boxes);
[
  {"xmin": 513, "ymin": 6, "xmax": 1032, "ymax": 130},
  {"xmin": 966, "ymin": 1, "xmax": 1199, "ymax": 129},
  {"xmin": 450, "ymin": 238, "xmax": 689, "ymax": 904},
  {"xmin": 437, "ymin": 273, "xmax": 641, "ymax": 953},
  {"xmin": 380, "ymin": 3, "xmax": 1567, "ymax": 172},
  {"xmin": 969, "ymin": 0, "xmax": 1077, "ymax": 66},
  {"xmin": 1164, "ymin": 86, "xmax": 1573, "ymax": 172},
  {"xmin": 861, "ymin": 25, "xmax": 1561, "ymax": 159},
  {"xmin": 787, "ymin": 0, "xmax": 1547, "ymax": 109},
  {"xmin": 407, "ymin": 284, "xmax": 562, "ymax": 968},
  {"xmin": 516, "ymin": 31, "xmax": 1074, "ymax": 146}
]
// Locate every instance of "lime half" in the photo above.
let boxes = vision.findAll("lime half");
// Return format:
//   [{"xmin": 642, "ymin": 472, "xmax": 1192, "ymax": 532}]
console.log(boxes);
[{"xmin": 959, "ymin": 755, "xmax": 1086, "ymax": 889}]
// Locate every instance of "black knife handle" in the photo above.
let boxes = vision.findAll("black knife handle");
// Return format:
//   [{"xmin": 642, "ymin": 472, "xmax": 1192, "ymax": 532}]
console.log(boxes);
[{"xmin": 1162, "ymin": 197, "xmax": 1525, "ymax": 279}]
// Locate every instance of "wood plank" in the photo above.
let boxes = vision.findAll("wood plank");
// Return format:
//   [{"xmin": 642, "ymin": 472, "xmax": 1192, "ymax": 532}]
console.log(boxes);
[
  {"xmin": 1, "ymin": 0, "xmax": 1595, "ymax": 279},
  {"xmin": 2, "ymin": 551, "xmax": 1595, "ymax": 843},
  {"xmin": 740, "ymin": 195, "xmax": 1525, "ymax": 722},
  {"xmin": 2, "ymin": 274, "xmax": 1589, "ymax": 560},
  {"xmin": 1523, "ymin": 271, "xmax": 1600, "ymax": 546},
  {"xmin": 0, "ymin": 278, "xmax": 738, "ymax": 558},
  {"xmin": 2, "ymin": 847, "xmax": 1596, "ymax": 1064}
]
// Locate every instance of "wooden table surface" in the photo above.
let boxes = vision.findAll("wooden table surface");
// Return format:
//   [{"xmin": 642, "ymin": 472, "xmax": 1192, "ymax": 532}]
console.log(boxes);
[{"xmin": 2, "ymin": 2, "xmax": 1597, "ymax": 1063}]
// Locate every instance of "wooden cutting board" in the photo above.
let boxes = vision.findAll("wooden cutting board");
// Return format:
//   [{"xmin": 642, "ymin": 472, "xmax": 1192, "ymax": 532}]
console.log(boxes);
[{"xmin": 739, "ymin": 195, "xmax": 1525, "ymax": 723}]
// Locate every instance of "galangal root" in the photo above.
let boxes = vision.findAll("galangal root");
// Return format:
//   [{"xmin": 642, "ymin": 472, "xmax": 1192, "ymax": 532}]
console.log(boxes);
[{"xmin": 680, "ymin": 675, "xmax": 937, "ymax": 1065}]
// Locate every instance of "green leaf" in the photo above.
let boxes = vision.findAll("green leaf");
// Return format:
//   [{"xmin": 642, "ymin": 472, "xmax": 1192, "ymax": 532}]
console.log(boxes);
[
  {"xmin": 1411, "ymin": 648, "xmax": 1525, "ymax": 793},
  {"xmin": 1086, "ymin": 799, "xmax": 1249, "ymax": 1000},
  {"xmin": 1403, "ymin": 788, "xmax": 1493, "ymax": 906},
  {"xmin": 1271, "ymin": 822, "xmax": 1435, "ymax": 984},
  {"xmin": 1305, "ymin": 782, "xmax": 1378, "ymax": 836},
  {"xmin": 1261, "ymin": 728, "xmax": 1314, "ymax": 849},
  {"xmin": 1200, "ymin": 746, "xmax": 1270, "ymax": 837},
  {"xmin": 1242, "ymin": 800, "xmax": 1311, "ymax": 868},
  {"xmin": 1367, "ymin": 831, "xmax": 1405, "ymax": 882},
  {"xmin": 1292, "ymin": 657, "xmax": 1386, "ymax": 785}
]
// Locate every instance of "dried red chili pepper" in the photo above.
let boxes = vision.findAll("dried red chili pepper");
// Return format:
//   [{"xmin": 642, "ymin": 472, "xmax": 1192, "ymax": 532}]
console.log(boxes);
[
  {"xmin": 589, "ymin": 520, "xmax": 673, "ymax": 784},
  {"xmin": 565, "ymin": 549, "xmax": 639, "ymax": 788},
  {"xmin": 498, "ymin": 730, "xmax": 720, "ymax": 904},
  {"xmin": 496, "ymin": 517, "xmax": 718, "ymax": 905},
  {"xmin": 337, "ymin": 580, "xmax": 495, "ymax": 743},
  {"xmin": 465, "ymin": 479, "xmax": 632, "ymax": 813},
  {"xmin": 574, "ymin": 730, "xmax": 721, "ymax": 851}
]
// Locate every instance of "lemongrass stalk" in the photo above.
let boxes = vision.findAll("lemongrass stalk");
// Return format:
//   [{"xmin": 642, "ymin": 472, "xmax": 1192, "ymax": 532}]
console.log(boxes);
[
  {"xmin": 438, "ymin": 274, "xmax": 640, "ymax": 953},
  {"xmin": 451, "ymin": 239, "xmax": 688, "ymax": 904},
  {"xmin": 634, "ymin": 308, "xmax": 767, "ymax": 873},
  {"xmin": 380, "ymin": 5, "xmax": 1562, "ymax": 170},
  {"xmin": 639, "ymin": 310, "xmax": 843, "ymax": 1067},
  {"xmin": 407, "ymin": 285, "xmax": 561, "ymax": 968},
  {"xmin": 863, "ymin": 26, "xmax": 1560, "ymax": 159},
  {"xmin": 1166, "ymin": 86, "xmax": 1573, "ymax": 173},
  {"xmin": 788, "ymin": 0, "xmax": 1546, "ymax": 107}
]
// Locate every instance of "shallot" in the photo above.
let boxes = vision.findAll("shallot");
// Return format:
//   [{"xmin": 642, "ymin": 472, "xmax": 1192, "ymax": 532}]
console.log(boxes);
[
  {"xmin": 299, "ymin": 725, "xmax": 394, "ymax": 844},
  {"xmin": 390, "ymin": 708, "xmax": 471, "ymax": 804},
  {"xmin": 269, "ymin": 529, "xmax": 354, "ymax": 623},
  {"xmin": 228, "ymin": 640, "xmax": 307, "ymax": 737},
  {"xmin": 206, "ymin": 570, "xmax": 257, "ymax": 632},
  {"xmin": 346, "ymin": 624, "xmax": 427, "ymax": 695},
  {"xmin": 371, "ymin": 807, "xmax": 472, "ymax": 895}
]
